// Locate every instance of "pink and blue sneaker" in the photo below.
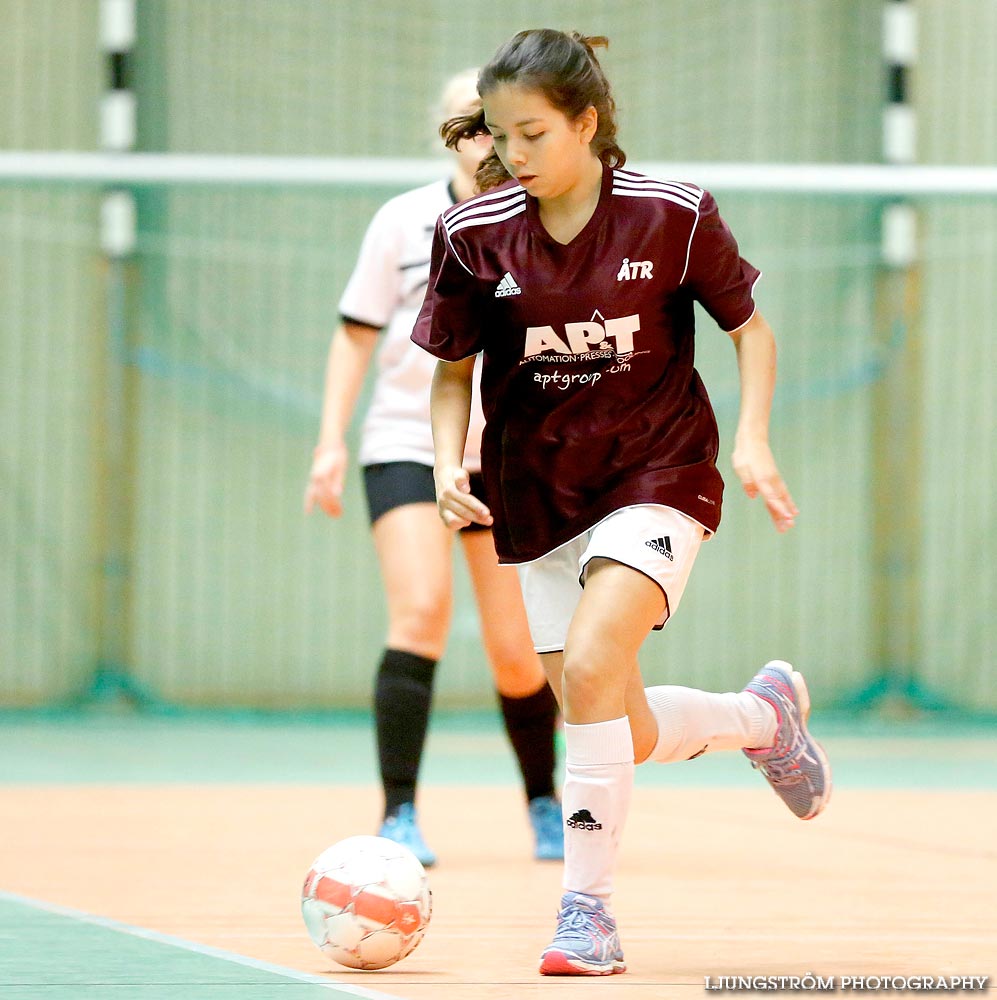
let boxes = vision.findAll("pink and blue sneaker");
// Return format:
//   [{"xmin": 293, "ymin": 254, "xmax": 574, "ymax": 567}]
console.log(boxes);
[
  {"xmin": 539, "ymin": 891, "xmax": 626, "ymax": 976},
  {"xmin": 743, "ymin": 660, "xmax": 832, "ymax": 820}
]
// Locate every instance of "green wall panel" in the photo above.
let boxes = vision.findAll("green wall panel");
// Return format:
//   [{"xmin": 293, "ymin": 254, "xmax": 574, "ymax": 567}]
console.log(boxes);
[
  {"xmin": 2, "ymin": 0, "xmax": 994, "ymax": 710},
  {"xmin": 0, "ymin": 190, "xmax": 103, "ymax": 702}
]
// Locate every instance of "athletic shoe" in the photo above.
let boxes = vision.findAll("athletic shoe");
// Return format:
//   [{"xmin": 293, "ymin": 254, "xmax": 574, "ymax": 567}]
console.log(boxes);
[
  {"xmin": 528, "ymin": 795, "xmax": 564, "ymax": 861},
  {"xmin": 742, "ymin": 660, "xmax": 832, "ymax": 820},
  {"xmin": 377, "ymin": 803, "xmax": 437, "ymax": 868},
  {"xmin": 539, "ymin": 891, "xmax": 626, "ymax": 976}
]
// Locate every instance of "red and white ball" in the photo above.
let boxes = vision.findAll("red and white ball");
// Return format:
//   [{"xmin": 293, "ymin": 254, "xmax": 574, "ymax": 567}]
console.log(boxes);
[{"xmin": 301, "ymin": 835, "xmax": 432, "ymax": 970}]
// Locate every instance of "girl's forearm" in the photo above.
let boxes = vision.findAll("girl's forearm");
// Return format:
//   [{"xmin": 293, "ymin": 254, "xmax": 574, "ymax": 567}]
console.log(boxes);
[
  {"xmin": 731, "ymin": 310, "xmax": 777, "ymax": 442},
  {"xmin": 430, "ymin": 357, "xmax": 476, "ymax": 467},
  {"xmin": 316, "ymin": 321, "xmax": 379, "ymax": 448}
]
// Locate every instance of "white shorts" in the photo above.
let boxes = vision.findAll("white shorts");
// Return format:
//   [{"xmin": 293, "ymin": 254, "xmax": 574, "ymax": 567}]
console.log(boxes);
[{"xmin": 515, "ymin": 505, "xmax": 705, "ymax": 654}]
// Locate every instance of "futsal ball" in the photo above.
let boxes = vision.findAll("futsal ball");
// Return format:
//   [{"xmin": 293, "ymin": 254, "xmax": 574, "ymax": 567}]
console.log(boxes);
[{"xmin": 301, "ymin": 835, "xmax": 432, "ymax": 970}]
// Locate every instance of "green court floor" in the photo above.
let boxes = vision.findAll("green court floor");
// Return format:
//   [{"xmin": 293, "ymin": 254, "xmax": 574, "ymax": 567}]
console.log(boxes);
[
  {"xmin": 1, "ymin": 709, "xmax": 996, "ymax": 788},
  {"xmin": 0, "ymin": 893, "xmax": 392, "ymax": 1000}
]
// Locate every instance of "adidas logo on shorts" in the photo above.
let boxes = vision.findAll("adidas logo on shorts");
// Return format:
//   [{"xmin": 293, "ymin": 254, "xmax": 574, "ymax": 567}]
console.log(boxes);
[
  {"xmin": 495, "ymin": 271, "xmax": 522, "ymax": 297},
  {"xmin": 645, "ymin": 535, "xmax": 674, "ymax": 560}
]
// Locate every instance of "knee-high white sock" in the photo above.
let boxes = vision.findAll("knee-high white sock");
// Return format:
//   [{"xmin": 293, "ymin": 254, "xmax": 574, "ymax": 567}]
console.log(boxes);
[
  {"xmin": 562, "ymin": 717, "xmax": 634, "ymax": 905},
  {"xmin": 645, "ymin": 686, "xmax": 777, "ymax": 764}
]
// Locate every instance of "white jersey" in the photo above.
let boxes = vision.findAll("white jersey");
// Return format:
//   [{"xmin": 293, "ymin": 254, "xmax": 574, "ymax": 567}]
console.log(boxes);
[{"xmin": 339, "ymin": 178, "xmax": 485, "ymax": 470}]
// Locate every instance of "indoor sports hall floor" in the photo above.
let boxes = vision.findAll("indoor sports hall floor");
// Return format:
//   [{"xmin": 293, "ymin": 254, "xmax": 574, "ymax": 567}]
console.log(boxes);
[{"xmin": 1, "ymin": 710, "xmax": 995, "ymax": 999}]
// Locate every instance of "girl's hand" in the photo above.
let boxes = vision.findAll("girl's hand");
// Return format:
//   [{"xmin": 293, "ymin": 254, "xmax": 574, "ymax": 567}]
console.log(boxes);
[
  {"xmin": 434, "ymin": 464, "xmax": 493, "ymax": 531},
  {"xmin": 732, "ymin": 435, "xmax": 798, "ymax": 533},
  {"xmin": 304, "ymin": 441, "xmax": 349, "ymax": 518}
]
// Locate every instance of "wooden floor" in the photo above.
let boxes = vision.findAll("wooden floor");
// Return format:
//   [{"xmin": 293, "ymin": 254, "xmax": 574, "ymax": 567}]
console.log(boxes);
[{"xmin": 2, "ymin": 780, "xmax": 995, "ymax": 999}]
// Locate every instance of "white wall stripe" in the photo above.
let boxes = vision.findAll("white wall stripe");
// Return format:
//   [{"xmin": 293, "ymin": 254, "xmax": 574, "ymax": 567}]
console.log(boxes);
[
  {"xmin": 881, "ymin": 201, "xmax": 918, "ymax": 268},
  {"xmin": 99, "ymin": 0, "xmax": 136, "ymax": 51},
  {"xmin": 3, "ymin": 154, "xmax": 996, "ymax": 194},
  {"xmin": 99, "ymin": 90, "xmax": 137, "ymax": 151},
  {"xmin": 883, "ymin": 0, "xmax": 918, "ymax": 64},
  {"xmin": 100, "ymin": 189, "xmax": 137, "ymax": 256},
  {"xmin": 882, "ymin": 0, "xmax": 916, "ymax": 166},
  {"xmin": 99, "ymin": 0, "xmax": 137, "ymax": 257},
  {"xmin": 883, "ymin": 103, "xmax": 917, "ymax": 164},
  {"xmin": 881, "ymin": 0, "xmax": 918, "ymax": 265}
]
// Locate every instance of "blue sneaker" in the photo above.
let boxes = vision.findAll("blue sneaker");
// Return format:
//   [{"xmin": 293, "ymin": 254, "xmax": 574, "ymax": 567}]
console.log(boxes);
[
  {"xmin": 377, "ymin": 803, "xmax": 437, "ymax": 867},
  {"xmin": 528, "ymin": 796, "xmax": 564, "ymax": 861},
  {"xmin": 742, "ymin": 661, "xmax": 832, "ymax": 820},
  {"xmin": 539, "ymin": 891, "xmax": 626, "ymax": 976}
]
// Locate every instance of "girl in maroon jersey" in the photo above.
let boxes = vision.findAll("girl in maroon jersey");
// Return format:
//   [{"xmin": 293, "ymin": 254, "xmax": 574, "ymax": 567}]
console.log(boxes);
[{"xmin": 412, "ymin": 30, "xmax": 831, "ymax": 976}]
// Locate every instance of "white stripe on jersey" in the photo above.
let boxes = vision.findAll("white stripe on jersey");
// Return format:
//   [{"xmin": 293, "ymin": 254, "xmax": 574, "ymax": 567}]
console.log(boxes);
[
  {"xmin": 444, "ymin": 202, "xmax": 528, "ymax": 273},
  {"xmin": 443, "ymin": 227, "xmax": 474, "ymax": 275},
  {"xmin": 610, "ymin": 172, "xmax": 706, "ymax": 284},
  {"xmin": 613, "ymin": 169, "xmax": 703, "ymax": 201},
  {"xmin": 447, "ymin": 200, "xmax": 526, "ymax": 237},
  {"xmin": 442, "ymin": 189, "xmax": 527, "ymax": 271},
  {"xmin": 613, "ymin": 187, "xmax": 704, "ymax": 212},
  {"xmin": 444, "ymin": 186, "xmax": 526, "ymax": 231},
  {"xmin": 680, "ymin": 205, "xmax": 701, "ymax": 285},
  {"xmin": 612, "ymin": 171, "xmax": 703, "ymax": 211},
  {"xmin": 612, "ymin": 178, "xmax": 702, "ymax": 204}
]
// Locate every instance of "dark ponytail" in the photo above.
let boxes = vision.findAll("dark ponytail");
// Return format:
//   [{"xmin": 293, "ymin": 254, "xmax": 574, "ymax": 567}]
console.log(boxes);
[{"xmin": 440, "ymin": 29, "xmax": 626, "ymax": 193}]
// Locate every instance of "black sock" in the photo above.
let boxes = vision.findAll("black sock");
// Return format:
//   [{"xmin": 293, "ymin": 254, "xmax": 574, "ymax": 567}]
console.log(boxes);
[
  {"xmin": 374, "ymin": 648, "xmax": 437, "ymax": 818},
  {"xmin": 498, "ymin": 682, "xmax": 559, "ymax": 802}
]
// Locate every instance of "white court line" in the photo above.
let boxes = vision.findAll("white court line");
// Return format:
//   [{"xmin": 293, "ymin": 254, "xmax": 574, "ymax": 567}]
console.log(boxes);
[{"xmin": 0, "ymin": 889, "xmax": 402, "ymax": 1000}]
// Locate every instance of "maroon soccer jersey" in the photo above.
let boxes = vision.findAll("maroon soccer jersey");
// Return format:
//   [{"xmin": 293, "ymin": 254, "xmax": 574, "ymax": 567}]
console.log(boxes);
[{"xmin": 412, "ymin": 164, "xmax": 760, "ymax": 563}]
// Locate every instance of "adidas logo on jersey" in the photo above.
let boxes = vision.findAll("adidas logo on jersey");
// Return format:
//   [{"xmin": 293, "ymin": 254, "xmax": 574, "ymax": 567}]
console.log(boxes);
[
  {"xmin": 645, "ymin": 535, "xmax": 674, "ymax": 560},
  {"xmin": 495, "ymin": 271, "xmax": 522, "ymax": 297}
]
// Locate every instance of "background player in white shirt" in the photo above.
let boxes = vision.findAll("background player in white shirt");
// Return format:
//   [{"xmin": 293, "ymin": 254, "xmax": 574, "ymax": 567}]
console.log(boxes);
[
  {"xmin": 305, "ymin": 70, "xmax": 563, "ymax": 867},
  {"xmin": 415, "ymin": 31, "xmax": 832, "ymax": 974}
]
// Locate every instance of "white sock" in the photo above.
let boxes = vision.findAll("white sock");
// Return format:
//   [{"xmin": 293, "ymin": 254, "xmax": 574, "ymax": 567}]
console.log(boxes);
[
  {"xmin": 562, "ymin": 717, "xmax": 634, "ymax": 906},
  {"xmin": 645, "ymin": 686, "xmax": 777, "ymax": 764}
]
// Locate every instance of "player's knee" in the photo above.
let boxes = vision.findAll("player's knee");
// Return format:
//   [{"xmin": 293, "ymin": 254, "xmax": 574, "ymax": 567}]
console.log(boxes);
[
  {"xmin": 484, "ymin": 636, "xmax": 541, "ymax": 676},
  {"xmin": 488, "ymin": 657, "xmax": 546, "ymax": 696},
  {"xmin": 560, "ymin": 650, "xmax": 607, "ymax": 709},
  {"xmin": 388, "ymin": 595, "xmax": 451, "ymax": 653}
]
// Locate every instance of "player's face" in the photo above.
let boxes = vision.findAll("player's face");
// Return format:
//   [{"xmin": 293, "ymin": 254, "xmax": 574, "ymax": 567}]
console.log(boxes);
[{"xmin": 483, "ymin": 83, "xmax": 598, "ymax": 200}]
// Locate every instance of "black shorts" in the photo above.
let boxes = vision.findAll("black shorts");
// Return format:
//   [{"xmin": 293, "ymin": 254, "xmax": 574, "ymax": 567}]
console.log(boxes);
[{"xmin": 362, "ymin": 461, "xmax": 489, "ymax": 532}]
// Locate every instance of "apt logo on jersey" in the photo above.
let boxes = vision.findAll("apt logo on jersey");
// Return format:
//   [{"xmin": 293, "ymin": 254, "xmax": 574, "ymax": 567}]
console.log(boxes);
[
  {"xmin": 616, "ymin": 257, "xmax": 654, "ymax": 281},
  {"xmin": 522, "ymin": 309, "xmax": 640, "ymax": 361},
  {"xmin": 495, "ymin": 271, "xmax": 522, "ymax": 297}
]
